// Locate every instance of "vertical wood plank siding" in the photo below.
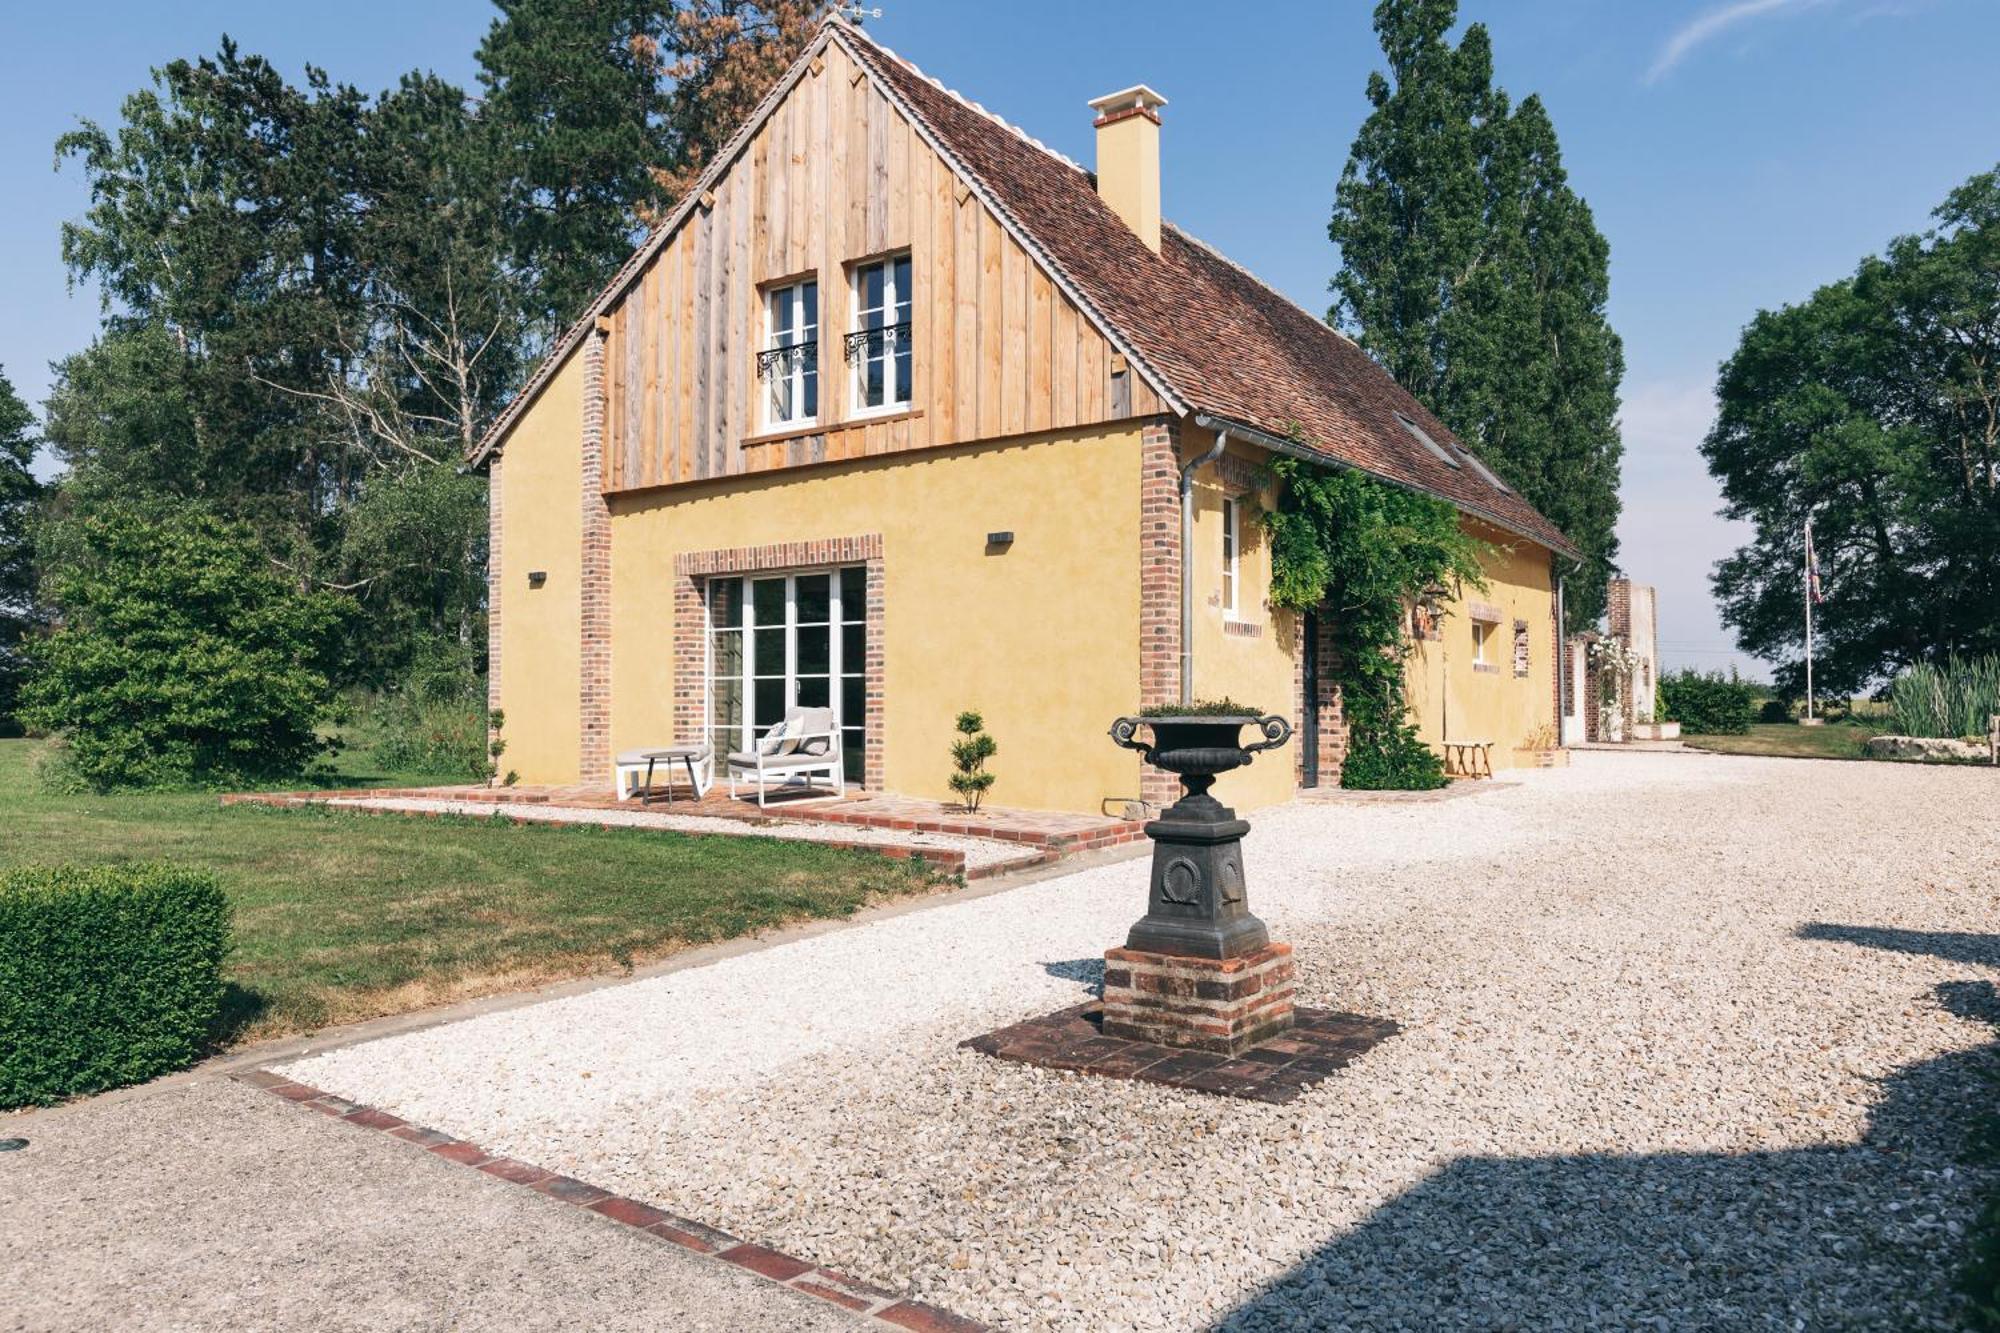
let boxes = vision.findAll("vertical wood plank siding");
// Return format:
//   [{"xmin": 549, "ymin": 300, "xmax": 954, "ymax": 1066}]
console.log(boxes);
[{"xmin": 598, "ymin": 42, "xmax": 1164, "ymax": 494}]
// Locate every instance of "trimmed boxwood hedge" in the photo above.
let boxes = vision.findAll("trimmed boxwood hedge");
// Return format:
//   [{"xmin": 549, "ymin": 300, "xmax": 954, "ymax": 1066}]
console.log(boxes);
[
  {"xmin": 0, "ymin": 863, "xmax": 229, "ymax": 1108},
  {"xmin": 1659, "ymin": 668, "xmax": 1757, "ymax": 736}
]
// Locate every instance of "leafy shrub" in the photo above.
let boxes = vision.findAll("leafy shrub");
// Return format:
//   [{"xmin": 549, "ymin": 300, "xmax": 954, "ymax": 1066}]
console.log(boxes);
[
  {"xmin": 360, "ymin": 638, "xmax": 491, "ymax": 778},
  {"xmin": 1759, "ymin": 698, "xmax": 1793, "ymax": 724},
  {"xmin": 21, "ymin": 501, "xmax": 347, "ymax": 789},
  {"xmin": 0, "ymin": 864, "xmax": 229, "ymax": 1107},
  {"xmin": 1888, "ymin": 655, "xmax": 2000, "ymax": 739},
  {"xmin": 1658, "ymin": 668, "xmax": 1755, "ymax": 735},
  {"xmin": 948, "ymin": 710, "xmax": 997, "ymax": 812}
]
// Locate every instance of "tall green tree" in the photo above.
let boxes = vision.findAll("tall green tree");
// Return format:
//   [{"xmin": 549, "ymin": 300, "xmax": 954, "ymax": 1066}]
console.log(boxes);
[
  {"xmin": 1705, "ymin": 166, "xmax": 2000, "ymax": 694},
  {"xmin": 50, "ymin": 45, "xmax": 521, "ymax": 686},
  {"xmin": 477, "ymin": 0, "xmax": 678, "ymax": 335},
  {"xmin": 1329, "ymin": 0, "xmax": 1624, "ymax": 629},
  {"xmin": 0, "ymin": 369, "xmax": 40, "ymax": 731},
  {"xmin": 477, "ymin": 0, "xmax": 825, "ymax": 336}
]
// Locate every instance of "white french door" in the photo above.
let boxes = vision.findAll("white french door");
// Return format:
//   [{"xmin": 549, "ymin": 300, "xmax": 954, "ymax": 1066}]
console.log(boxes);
[{"xmin": 708, "ymin": 567, "xmax": 866, "ymax": 781}]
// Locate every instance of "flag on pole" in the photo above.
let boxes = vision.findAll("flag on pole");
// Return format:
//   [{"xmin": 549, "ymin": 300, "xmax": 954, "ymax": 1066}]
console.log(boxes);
[{"xmin": 1805, "ymin": 519, "xmax": 1826, "ymax": 604}]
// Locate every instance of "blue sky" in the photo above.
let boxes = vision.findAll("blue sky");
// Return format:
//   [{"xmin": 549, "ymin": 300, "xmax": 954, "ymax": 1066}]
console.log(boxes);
[{"xmin": 4, "ymin": 0, "xmax": 1996, "ymax": 678}]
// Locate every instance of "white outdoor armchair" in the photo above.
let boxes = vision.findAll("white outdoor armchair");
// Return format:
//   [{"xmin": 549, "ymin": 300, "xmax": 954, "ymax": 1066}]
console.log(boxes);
[{"xmin": 724, "ymin": 706, "xmax": 845, "ymax": 808}]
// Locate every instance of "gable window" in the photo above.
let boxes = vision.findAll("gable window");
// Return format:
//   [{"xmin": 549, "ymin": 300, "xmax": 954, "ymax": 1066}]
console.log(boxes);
[
  {"xmin": 1221, "ymin": 497, "xmax": 1240, "ymax": 618},
  {"xmin": 759, "ymin": 278, "xmax": 818, "ymax": 427},
  {"xmin": 847, "ymin": 254, "xmax": 912, "ymax": 415}
]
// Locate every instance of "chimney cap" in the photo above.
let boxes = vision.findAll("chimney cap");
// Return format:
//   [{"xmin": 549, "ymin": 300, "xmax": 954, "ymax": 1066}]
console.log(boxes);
[{"xmin": 1087, "ymin": 84, "xmax": 1168, "ymax": 121}]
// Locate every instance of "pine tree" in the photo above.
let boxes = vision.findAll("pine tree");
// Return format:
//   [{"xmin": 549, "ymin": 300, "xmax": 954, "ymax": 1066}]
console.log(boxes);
[
  {"xmin": 1330, "ymin": 0, "xmax": 1624, "ymax": 628},
  {"xmin": 477, "ymin": 0, "xmax": 823, "ymax": 335},
  {"xmin": 0, "ymin": 368, "xmax": 38, "ymax": 732},
  {"xmin": 477, "ymin": 0, "xmax": 677, "ymax": 335}
]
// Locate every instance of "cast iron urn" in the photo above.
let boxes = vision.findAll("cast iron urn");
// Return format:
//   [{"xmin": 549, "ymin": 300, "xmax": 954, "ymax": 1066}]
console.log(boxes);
[{"xmin": 1108, "ymin": 712, "xmax": 1293, "ymax": 959}]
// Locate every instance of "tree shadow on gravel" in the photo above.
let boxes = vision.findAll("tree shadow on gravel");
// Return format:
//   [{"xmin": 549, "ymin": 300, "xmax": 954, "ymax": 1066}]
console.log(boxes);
[
  {"xmin": 1798, "ymin": 923, "xmax": 2000, "ymax": 969},
  {"xmin": 1041, "ymin": 958, "xmax": 1105, "ymax": 993},
  {"xmin": 1211, "ymin": 979, "xmax": 2000, "ymax": 1332}
]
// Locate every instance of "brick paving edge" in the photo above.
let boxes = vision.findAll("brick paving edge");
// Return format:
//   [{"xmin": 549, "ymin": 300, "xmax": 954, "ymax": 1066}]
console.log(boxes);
[{"xmin": 235, "ymin": 1069, "xmax": 992, "ymax": 1332}]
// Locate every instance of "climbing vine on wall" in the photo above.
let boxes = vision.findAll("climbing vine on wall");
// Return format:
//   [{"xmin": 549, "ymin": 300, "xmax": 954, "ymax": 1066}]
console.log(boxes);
[{"xmin": 1264, "ymin": 457, "xmax": 1487, "ymax": 790}]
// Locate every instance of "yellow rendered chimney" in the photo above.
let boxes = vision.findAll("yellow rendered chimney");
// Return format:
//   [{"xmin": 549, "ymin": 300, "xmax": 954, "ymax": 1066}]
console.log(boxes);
[{"xmin": 1087, "ymin": 84, "xmax": 1167, "ymax": 253}]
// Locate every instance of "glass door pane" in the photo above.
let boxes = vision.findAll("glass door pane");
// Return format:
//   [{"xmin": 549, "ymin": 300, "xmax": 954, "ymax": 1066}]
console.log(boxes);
[
  {"xmin": 708, "ymin": 578, "xmax": 746, "ymax": 757},
  {"xmin": 751, "ymin": 577, "xmax": 789, "ymax": 744},
  {"xmin": 837, "ymin": 566, "xmax": 867, "ymax": 782}
]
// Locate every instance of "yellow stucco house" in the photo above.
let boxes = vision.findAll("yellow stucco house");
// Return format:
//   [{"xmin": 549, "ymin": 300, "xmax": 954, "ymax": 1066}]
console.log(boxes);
[{"xmin": 471, "ymin": 17, "xmax": 1579, "ymax": 816}]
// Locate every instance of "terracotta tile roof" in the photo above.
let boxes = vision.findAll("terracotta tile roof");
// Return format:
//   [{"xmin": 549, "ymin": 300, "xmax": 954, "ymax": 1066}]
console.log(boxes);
[{"xmin": 842, "ymin": 25, "xmax": 1579, "ymax": 558}]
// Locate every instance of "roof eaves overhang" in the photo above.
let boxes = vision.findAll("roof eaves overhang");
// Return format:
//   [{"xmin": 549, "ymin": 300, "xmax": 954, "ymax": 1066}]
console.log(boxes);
[{"xmin": 1191, "ymin": 411, "xmax": 1583, "ymax": 562}]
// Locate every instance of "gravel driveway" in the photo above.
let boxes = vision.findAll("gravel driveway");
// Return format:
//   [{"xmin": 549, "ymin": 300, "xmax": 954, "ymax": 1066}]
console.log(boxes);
[{"xmin": 283, "ymin": 753, "xmax": 2000, "ymax": 1330}]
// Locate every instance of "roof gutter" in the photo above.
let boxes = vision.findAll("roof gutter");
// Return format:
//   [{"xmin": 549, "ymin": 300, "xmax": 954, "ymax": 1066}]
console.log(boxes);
[
  {"xmin": 1179, "ymin": 427, "xmax": 1229, "ymax": 706},
  {"xmin": 1189, "ymin": 412, "xmax": 1583, "ymax": 563}
]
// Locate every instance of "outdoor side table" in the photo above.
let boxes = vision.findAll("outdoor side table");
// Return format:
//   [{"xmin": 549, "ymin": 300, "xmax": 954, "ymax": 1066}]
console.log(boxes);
[{"xmin": 615, "ymin": 746, "xmax": 713, "ymax": 805}]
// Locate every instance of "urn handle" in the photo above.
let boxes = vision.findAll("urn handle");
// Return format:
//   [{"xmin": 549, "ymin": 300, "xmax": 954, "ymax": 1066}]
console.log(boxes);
[
  {"xmin": 1242, "ymin": 714, "xmax": 1294, "ymax": 754},
  {"xmin": 1107, "ymin": 715, "xmax": 1153, "ymax": 760}
]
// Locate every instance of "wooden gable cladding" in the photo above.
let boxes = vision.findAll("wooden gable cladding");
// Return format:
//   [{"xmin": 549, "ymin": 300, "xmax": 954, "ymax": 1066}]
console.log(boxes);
[{"xmin": 599, "ymin": 41, "xmax": 1162, "ymax": 494}]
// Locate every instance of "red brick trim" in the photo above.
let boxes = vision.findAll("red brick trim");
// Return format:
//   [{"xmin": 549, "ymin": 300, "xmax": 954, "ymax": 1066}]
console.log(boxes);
[
  {"xmin": 235, "ymin": 1071, "xmax": 990, "ymax": 1332},
  {"xmin": 1091, "ymin": 104, "xmax": 1161, "ymax": 130},
  {"xmin": 1306, "ymin": 611, "xmax": 1348, "ymax": 786},
  {"xmin": 672, "ymin": 535, "xmax": 886, "ymax": 792},
  {"xmin": 1221, "ymin": 619, "xmax": 1263, "ymax": 639},
  {"xmin": 580, "ymin": 327, "xmax": 613, "ymax": 785},
  {"xmin": 486, "ymin": 457, "xmax": 503, "ymax": 781},
  {"xmin": 1138, "ymin": 419, "xmax": 1181, "ymax": 810}
]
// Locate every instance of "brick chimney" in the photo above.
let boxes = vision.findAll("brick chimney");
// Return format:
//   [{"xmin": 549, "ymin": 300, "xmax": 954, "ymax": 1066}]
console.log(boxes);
[{"xmin": 1087, "ymin": 84, "xmax": 1167, "ymax": 253}]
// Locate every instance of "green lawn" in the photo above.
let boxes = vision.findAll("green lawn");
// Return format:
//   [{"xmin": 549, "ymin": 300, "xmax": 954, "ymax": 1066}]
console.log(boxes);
[
  {"xmin": 1682, "ymin": 722, "xmax": 1874, "ymax": 759},
  {"xmin": 0, "ymin": 739, "xmax": 944, "ymax": 1044}
]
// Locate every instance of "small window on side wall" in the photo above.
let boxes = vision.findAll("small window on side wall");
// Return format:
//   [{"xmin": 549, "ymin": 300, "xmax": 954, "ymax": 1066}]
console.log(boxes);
[
  {"xmin": 759, "ymin": 278, "xmax": 818, "ymax": 428},
  {"xmin": 849, "ymin": 254, "xmax": 912, "ymax": 415},
  {"xmin": 1221, "ymin": 498, "xmax": 1240, "ymax": 618},
  {"xmin": 1471, "ymin": 618, "xmax": 1493, "ymax": 666}
]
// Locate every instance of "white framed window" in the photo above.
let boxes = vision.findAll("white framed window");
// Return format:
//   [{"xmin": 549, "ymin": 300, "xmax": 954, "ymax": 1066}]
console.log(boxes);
[
  {"xmin": 847, "ymin": 254, "xmax": 912, "ymax": 415},
  {"xmin": 1221, "ymin": 498, "xmax": 1240, "ymax": 618},
  {"xmin": 759, "ymin": 278, "xmax": 818, "ymax": 428},
  {"xmin": 707, "ymin": 567, "xmax": 867, "ymax": 783},
  {"xmin": 1471, "ymin": 618, "xmax": 1494, "ymax": 665}
]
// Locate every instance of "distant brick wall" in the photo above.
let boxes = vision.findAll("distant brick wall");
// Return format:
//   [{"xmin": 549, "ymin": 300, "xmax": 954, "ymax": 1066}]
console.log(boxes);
[
  {"xmin": 1571, "ymin": 633, "xmax": 1602, "ymax": 742},
  {"xmin": 1138, "ymin": 419, "xmax": 1181, "ymax": 810},
  {"xmin": 579, "ymin": 327, "xmax": 612, "ymax": 786},
  {"xmin": 1607, "ymin": 578, "xmax": 1632, "ymax": 640}
]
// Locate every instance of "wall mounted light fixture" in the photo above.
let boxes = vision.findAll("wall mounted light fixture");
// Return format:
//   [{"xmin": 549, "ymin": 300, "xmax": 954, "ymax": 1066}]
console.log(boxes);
[
  {"xmin": 986, "ymin": 531, "xmax": 1014, "ymax": 549},
  {"xmin": 528, "ymin": 570, "xmax": 548, "ymax": 588}
]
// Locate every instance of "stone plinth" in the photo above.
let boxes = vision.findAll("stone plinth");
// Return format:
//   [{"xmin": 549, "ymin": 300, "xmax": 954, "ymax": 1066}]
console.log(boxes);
[{"xmin": 1102, "ymin": 942, "xmax": 1296, "ymax": 1055}]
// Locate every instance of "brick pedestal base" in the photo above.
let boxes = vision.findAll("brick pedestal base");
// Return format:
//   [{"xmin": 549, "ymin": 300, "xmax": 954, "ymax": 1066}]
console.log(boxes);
[{"xmin": 1101, "ymin": 942, "xmax": 1296, "ymax": 1055}]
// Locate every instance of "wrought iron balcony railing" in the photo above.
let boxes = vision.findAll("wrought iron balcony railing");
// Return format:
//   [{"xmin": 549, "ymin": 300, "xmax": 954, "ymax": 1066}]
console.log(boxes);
[
  {"xmin": 842, "ymin": 321, "xmax": 911, "ymax": 363},
  {"xmin": 755, "ymin": 340, "xmax": 818, "ymax": 380}
]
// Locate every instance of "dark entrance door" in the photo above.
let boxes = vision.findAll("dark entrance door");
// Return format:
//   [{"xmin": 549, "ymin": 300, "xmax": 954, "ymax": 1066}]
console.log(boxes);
[{"xmin": 1301, "ymin": 610, "xmax": 1320, "ymax": 788}]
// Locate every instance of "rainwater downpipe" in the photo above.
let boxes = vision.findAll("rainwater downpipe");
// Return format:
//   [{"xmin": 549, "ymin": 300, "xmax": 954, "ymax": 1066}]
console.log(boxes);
[{"xmin": 1179, "ymin": 427, "xmax": 1229, "ymax": 706}]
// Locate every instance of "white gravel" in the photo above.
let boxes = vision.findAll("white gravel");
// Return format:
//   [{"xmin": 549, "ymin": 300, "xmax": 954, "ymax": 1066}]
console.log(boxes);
[
  {"xmin": 285, "ymin": 753, "xmax": 2000, "ymax": 1330},
  {"xmin": 323, "ymin": 795, "xmax": 1033, "ymax": 870}
]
